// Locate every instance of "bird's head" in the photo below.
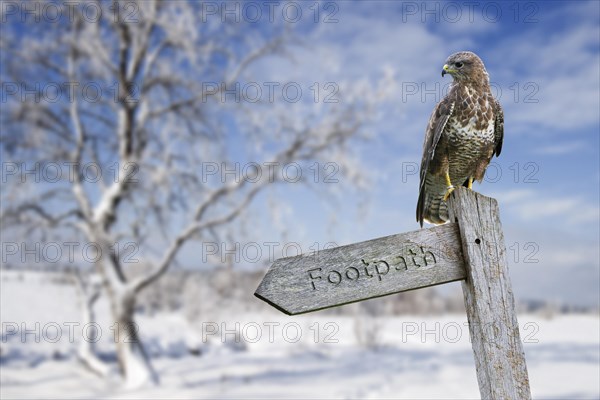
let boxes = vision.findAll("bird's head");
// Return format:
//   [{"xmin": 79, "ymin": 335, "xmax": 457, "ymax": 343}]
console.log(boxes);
[{"xmin": 441, "ymin": 51, "xmax": 489, "ymax": 85}]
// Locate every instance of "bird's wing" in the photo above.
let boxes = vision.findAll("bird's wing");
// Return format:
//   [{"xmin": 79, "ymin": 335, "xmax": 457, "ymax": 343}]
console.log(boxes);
[
  {"xmin": 416, "ymin": 97, "xmax": 454, "ymax": 225},
  {"xmin": 492, "ymin": 98, "xmax": 504, "ymax": 157},
  {"xmin": 418, "ymin": 97, "xmax": 455, "ymax": 190}
]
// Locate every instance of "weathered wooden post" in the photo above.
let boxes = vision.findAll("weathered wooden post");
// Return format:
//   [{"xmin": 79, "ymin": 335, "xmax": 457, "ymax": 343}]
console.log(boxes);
[
  {"xmin": 255, "ymin": 187, "xmax": 531, "ymax": 398},
  {"xmin": 447, "ymin": 188, "xmax": 531, "ymax": 398}
]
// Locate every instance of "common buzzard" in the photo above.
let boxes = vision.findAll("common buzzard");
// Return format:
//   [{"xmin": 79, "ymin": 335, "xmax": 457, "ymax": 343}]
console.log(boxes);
[{"xmin": 416, "ymin": 51, "xmax": 503, "ymax": 227}]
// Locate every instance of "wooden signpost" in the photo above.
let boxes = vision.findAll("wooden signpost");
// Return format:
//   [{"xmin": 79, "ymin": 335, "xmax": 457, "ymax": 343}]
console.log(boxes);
[{"xmin": 255, "ymin": 188, "xmax": 531, "ymax": 399}]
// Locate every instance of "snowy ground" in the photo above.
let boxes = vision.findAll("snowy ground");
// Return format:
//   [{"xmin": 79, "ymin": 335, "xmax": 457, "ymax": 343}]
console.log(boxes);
[{"xmin": 1, "ymin": 274, "xmax": 599, "ymax": 399}]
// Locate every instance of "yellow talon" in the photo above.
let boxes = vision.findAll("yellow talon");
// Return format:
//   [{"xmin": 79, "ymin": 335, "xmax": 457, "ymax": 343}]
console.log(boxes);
[
  {"xmin": 443, "ymin": 186, "xmax": 455, "ymax": 201},
  {"xmin": 443, "ymin": 171, "xmax": 455, "ymax": 201},
  {"xmin": 467, "ymin": 177, "xmax": 473, "ymax": 189}
]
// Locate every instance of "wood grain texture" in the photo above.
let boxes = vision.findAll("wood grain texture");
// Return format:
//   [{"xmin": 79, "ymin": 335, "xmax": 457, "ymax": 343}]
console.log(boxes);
[
  {"xmin": 255, "ymin": 223, "xmax": 466, "ymax": 315},
  {"xmin": 447, "ymin": 187, "xmax": 531, "ymax": 399}
]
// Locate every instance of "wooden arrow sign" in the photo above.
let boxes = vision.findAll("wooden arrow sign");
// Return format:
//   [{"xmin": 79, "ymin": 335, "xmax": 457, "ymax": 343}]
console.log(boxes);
[
  {"xmin": 254, "ymin": 188, "xmax": 531, "ymax": 399},
  {"xmin": 255, "ymin": 223, "xmax": 466, "ymax": 315}
]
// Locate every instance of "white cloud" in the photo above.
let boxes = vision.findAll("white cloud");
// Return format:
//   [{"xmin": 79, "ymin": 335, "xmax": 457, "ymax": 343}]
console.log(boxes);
[
  {"xmin": 486, "ymin": 3, "xmax": 600, "ymax": 135},
  {"xmin": 534, "ymin": 141, "xmax": 586, "ymax": 155},
  {"xmin": 490, "ymin": 189, "xmax": 536, "ymax": 204},
  {"xmin": 493, "ymin": 189, "xmax": 600, "ymax": 225}
]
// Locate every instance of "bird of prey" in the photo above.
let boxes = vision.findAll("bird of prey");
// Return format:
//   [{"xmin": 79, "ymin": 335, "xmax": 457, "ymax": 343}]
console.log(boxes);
[{"xmin": 416, "ymin": 51, "xmax": 503, "ymax": 227}]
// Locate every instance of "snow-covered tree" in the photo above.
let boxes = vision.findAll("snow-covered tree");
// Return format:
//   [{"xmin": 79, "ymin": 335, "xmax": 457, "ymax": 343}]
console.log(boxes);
[{"xmin": 1, "ymin": 1, "xmax": 384, "ymax": 387}]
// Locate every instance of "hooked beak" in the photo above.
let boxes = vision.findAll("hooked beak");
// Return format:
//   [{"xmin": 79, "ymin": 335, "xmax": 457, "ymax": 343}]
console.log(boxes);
[{"xmin": 441, "ymin": 64, "xmax": 450, "ymax": 77}]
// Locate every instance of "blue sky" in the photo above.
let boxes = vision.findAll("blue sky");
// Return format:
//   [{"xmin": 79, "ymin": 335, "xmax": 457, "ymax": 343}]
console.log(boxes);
[
  {"xmin": 1, "ymin": 1, "xmax": 598, "ymax": 307},
  {"xmin": 235, "ymin": 0, "xmax": 600, "ymax": 307}
]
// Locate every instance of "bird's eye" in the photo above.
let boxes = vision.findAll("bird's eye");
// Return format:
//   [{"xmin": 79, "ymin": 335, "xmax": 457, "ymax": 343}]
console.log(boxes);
[{"xmin": 455, "ymin": 62, "xmax": 464, "ymax": 68}]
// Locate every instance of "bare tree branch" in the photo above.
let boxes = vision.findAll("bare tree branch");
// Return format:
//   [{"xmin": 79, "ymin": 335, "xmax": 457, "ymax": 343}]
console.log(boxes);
[{"xmin": 1, "ymin": 0, "xmax": 377, "ymax": 386}]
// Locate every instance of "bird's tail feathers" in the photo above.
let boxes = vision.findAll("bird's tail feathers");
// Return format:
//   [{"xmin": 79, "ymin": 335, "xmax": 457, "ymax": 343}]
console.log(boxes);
[{"xmin": 416, "ymin": 178, "xmax": 449, "ymax": 227}]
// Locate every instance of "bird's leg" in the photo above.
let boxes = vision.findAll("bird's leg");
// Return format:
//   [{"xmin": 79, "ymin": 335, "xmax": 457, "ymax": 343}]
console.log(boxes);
[
  {"xmin": 467, "ymin": 177, "xmax": 473, "ymax": 189},
  {"xmin": 442, "ymin": 170, "xmax": 455, "ymax": 201}
]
